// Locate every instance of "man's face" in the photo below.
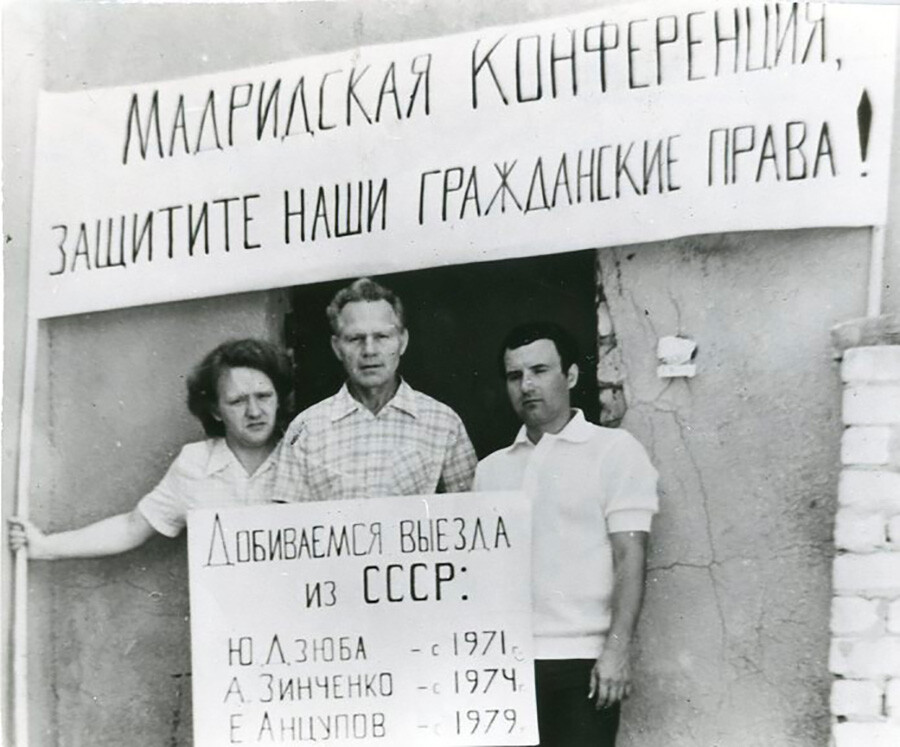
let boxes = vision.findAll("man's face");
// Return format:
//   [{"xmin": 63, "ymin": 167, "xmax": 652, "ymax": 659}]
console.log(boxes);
[
  {"xmin": 331, "ymin": 300, "xmax": 408, "ymax": 392},
  {"xmin": 215, "ymin": 366, "xmax": 279, "ymax": 450},
  {"xmin": 504, "ymin": 338, "xmax": 578, "ymax": 436}
]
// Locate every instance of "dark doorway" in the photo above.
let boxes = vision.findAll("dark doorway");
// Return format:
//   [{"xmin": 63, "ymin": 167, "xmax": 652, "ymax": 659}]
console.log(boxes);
[{"xmin": 286, "ymin": 250, "xmax": 598, "ymax": 458}]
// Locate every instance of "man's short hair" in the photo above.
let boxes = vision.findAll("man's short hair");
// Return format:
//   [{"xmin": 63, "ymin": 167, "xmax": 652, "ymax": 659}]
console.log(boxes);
[
  {"xmin": 499, "ymin": 321, "xmax": 580, "ymax": 376},
  {"xmin": 326, "ymin": 277, "xmax": 406, "ymax": 334},
  {"xmin": 187, "ymin": 338, "xmax": 294, "ymax": 438}
]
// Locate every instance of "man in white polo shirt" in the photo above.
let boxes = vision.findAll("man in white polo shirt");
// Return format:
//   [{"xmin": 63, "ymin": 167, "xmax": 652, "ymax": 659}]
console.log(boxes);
[{"xmin": 474, "ymin": 322, "xmax": 659, "ymax": 747}]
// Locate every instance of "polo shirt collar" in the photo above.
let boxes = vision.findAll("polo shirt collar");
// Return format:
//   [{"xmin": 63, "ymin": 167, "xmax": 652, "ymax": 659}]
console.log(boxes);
[
  {"xmin": 510, "ymin": 409, "xmax": 593, "ymax": 449},
  {"xmin": 330, "ymin": 379, "xmax": 419, "ymax": 422}
]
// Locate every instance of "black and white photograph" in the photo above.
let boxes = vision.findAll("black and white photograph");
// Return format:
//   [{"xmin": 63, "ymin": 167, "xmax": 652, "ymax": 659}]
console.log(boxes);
[{"xmin": 3, "ymin": 2, "xmax": 900, "ymax": 746}]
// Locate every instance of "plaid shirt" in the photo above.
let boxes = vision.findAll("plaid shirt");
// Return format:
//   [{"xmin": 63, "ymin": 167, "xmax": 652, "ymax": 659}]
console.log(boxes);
[{"xmin": 273, "ymin": 380, "xmax": 477, "ymax": 502}]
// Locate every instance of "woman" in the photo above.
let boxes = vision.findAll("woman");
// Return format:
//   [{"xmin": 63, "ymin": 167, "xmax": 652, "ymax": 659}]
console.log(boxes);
[{"xmin": 9, "ymin": 338, "xmax": 293, "ymax": 558}]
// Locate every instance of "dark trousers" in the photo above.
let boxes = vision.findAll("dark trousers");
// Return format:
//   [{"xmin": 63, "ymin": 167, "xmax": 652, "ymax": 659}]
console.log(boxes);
[{"xmin": 533, "ymin": 659, "xmax": 621, "ymax": 747}]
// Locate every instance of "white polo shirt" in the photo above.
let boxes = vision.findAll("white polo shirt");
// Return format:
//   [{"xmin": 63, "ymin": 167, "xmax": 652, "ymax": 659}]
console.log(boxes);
[{"xmin": 474, "ymin": 410, "xmax": 659, "ymax": 659}]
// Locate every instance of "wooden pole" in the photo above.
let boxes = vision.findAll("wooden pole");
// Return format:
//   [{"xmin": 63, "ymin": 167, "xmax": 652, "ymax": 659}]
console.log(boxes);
[
  {"xmin": 867, "ymin": 224, "xmax": 886, "ymax": 318},
  {"xmin": 14, "ymin": 315, "xmax": 39, "ymax": 747}
]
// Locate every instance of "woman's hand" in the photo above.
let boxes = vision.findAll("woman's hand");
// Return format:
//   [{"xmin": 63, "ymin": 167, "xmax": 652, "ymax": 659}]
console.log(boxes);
[{"xmin": 8, "ymin": 516, "xmax": 54, "ymax": 559}]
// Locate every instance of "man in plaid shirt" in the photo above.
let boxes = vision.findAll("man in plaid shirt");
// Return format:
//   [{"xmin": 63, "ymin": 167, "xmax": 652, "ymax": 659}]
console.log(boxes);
[{"xmin": 274, "ymin": 277, "xmax": 477, "ymax": 502}]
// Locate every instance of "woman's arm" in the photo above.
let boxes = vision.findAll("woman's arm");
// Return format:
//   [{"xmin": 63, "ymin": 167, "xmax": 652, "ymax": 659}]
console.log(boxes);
[{"xmin": 9, "ymin": 508, "xmax": 159, "ymax": 560}]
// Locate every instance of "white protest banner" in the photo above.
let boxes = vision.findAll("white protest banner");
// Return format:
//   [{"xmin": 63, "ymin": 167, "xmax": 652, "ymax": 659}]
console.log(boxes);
[
  {"xmin": 28, "ymin": 1, "xmax": 897, "ymax": 319},
  {"xmin": 186, "ymin": 492, "xmax": 537, "ymax": 747}
]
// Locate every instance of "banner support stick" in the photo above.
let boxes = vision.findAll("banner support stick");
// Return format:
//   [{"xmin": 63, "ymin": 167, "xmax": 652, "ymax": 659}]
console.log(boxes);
[
  {"xmin": 13, "ymin": 314, "xmax": 39, "ymax": 747},
  {"xmin": 867, "ymin": 224, "xmax": 886, "ymax": 318}
]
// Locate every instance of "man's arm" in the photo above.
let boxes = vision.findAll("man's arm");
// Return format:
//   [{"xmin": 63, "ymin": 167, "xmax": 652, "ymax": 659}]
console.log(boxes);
[
  {"xmin": 588, "ymin": 530, "xmax": 649, "ymax": 709},
  {"xmin": 9, "ymin": 508, "xmax": 159, "ymax": 560}
]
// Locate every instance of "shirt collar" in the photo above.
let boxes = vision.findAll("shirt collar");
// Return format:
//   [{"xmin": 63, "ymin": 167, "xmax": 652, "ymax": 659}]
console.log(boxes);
[
  {"xmin": 330, "ymin": 384, "xmax": 362, "ymax": 422},
  {"xmin": 330, "ymin": 379, "xmax": 419, "ymax": 421},
  {"xmin": 388, "ymin": 380, "xmax": 420, "ymax": 418},
  {"xmin": 205, "ymin": 437, "xmax": 277, "ymax": 477},
  {"xmin": 206, "ymin": 437, "xmax": 238, "ymax": 475},
  {"xmin": 509, "ymin": 409, "xmax": 593, "ymax": 449}
]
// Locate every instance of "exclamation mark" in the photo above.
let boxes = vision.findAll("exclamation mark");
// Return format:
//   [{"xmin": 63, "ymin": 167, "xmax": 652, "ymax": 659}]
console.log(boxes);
[{"xmin": 857, "ymin": 90, "xmax": 873, "ymax": 177}]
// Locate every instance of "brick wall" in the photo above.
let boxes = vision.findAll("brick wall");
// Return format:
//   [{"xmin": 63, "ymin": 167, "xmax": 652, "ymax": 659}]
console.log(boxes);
[{"xmin": 830, "ymin": 344, "xmax": 900, "ymax": 746}]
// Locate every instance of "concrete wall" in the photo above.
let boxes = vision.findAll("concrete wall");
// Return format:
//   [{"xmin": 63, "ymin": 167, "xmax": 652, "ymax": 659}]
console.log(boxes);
[{"xmin": 3, "ymin": 2, "xmax": 900, "ymax": 746}]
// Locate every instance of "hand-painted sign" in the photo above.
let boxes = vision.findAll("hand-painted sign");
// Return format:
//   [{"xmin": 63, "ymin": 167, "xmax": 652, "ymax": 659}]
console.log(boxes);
[
  {"xmin": 186, "ymin": 492, "xmax": 537, "ymax": 746},
  {"xmin": 28, "ymin": 1, "xmax": 897, "ymax": 318}
]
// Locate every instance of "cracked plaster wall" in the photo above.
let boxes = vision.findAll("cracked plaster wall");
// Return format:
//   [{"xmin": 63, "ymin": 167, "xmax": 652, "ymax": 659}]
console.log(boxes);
[{"xmin": 599, "ymin": 228, "xmax": 871, "ymax": 747}]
